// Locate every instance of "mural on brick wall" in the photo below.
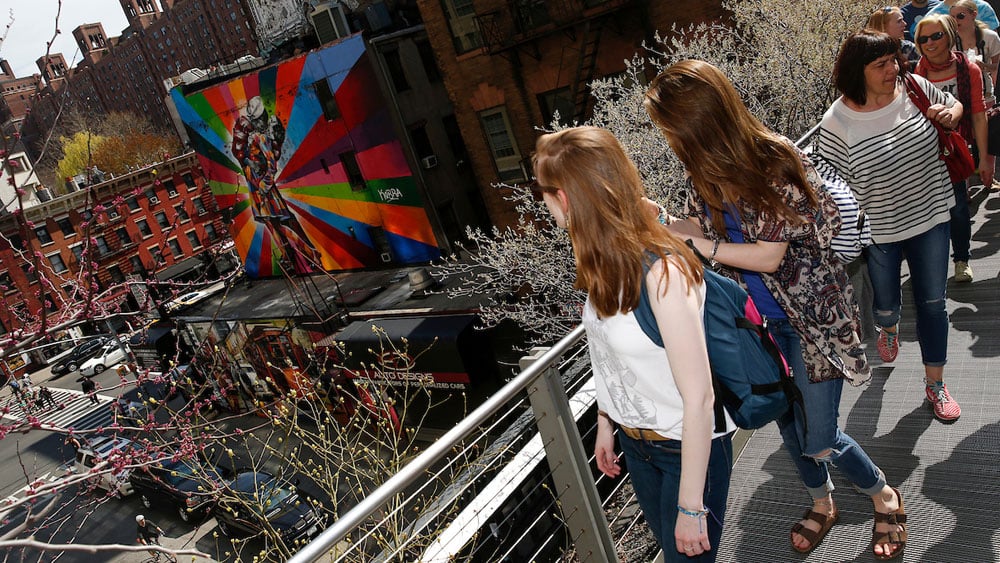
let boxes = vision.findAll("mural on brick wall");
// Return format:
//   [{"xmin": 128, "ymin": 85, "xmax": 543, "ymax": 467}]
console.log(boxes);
[{"xmin": 170, "ymin": 34, "xmax": 440, "ymax": 278}]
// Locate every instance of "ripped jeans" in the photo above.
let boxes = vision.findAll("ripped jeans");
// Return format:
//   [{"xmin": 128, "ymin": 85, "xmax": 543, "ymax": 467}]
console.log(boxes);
[
  {"xmin": 770, "ymin": 320, "xmax": 886, "ymax": 499},
  {"xmin": 865, "ymin": 221, "xmax": 951, "ymax": 366}
]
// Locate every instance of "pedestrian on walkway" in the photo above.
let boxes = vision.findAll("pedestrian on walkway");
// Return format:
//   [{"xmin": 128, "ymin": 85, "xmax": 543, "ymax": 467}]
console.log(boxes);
[
  {"xmin": 533, "ymin": 126, "xmax": 733, "ymax": 560},
  {"xmin": 645, "ymin": 59, "xmax": 907, "ymax": 560},
  {"xmin": 815, "ymin": 30, "xmax": 963, "ymax": 423},
  {"xmin": 19, "ymin": 374, "xmax": 32, "ymax": 396},
  {"xmin": 7, "ymin": 377, "xmax": 22, "ymax": 399},
  {"xmin": 37, "ymin": 386, "xmax": 56, "ymax": 409},
  {"xmin": 81, "ymin": 377, "xmax": 99, "ymax": 404}
]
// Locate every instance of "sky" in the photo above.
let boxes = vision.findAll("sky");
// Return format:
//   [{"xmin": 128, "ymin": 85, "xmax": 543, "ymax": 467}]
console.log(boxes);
[{"xmin": 0, "ymin": 0, "xmax": 129, "ymax": 78}]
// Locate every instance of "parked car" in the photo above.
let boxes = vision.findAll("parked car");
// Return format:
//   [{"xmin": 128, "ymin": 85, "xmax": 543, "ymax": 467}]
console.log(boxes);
[
  {"xmin": 129, "ymin": 455, "xmax": 231, "ymax": 522},
  {"xmin": 50, "ymin": 337, "xmax": 109, "ymax": 376},
  {"xmin": 69, "ymin": 436, "xmax": 135, "ymax": 497},
  {"xmin": 214, "ymin": 471, "xmax": 326, "ymax": 546},
  {"xmin": 79, "ymin": 341, "xmax": 130, "ymax": 376}
]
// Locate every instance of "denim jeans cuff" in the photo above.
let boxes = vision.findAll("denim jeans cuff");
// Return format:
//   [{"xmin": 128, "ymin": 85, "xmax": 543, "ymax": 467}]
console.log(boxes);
[
  {"xmin": 923, "ymin": 360, "xmax": 947, "ymax": 368},
  {"xmin": 805, "ymin": 477, "xmax": 834, "ymax": 500},
  {"xmin": 856, "ymin": 468, "xmax": 887, "ymax": 497}
]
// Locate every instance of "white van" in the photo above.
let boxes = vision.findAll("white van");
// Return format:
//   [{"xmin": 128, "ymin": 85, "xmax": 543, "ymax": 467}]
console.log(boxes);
[{"xmin": 70, "ymin": 436, "xmax": 135, "ymax": 498}]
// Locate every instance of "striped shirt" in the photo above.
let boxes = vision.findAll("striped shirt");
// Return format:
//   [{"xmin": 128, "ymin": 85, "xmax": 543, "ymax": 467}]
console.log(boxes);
[{"xmin": 815, "ymin": 75, "xmax": 956, "ymax": 244}]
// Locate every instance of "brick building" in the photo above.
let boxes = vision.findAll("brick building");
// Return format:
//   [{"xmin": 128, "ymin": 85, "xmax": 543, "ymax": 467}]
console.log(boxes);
[
  {"xmin": 0, "ymin": 152, "xmax": 225, "ymax": 335},
  {"xmin": 19, "ymin": 0, "xmax": 258, "ymax": 159},
  {"xmin": 415, "ymin": 0, "xmax": 724, "ymax": 228}
]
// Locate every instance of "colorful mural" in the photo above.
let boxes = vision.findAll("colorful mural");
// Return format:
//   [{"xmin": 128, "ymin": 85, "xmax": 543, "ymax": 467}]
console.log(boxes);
[{"xmin": 170, "ymin": 34, "xmax": 440, "ymax": 278}]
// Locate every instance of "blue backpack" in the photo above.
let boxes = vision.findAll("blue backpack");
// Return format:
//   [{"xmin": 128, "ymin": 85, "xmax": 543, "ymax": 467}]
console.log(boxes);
[{"xmin": 634, "ymin": 255, "xmax": 802, "ymax": 431}]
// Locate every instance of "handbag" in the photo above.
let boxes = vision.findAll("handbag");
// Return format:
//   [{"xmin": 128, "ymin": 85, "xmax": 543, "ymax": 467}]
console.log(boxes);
[{"xmin": 903, "ymin": 74, "xmax": 977, "ymax": 182}]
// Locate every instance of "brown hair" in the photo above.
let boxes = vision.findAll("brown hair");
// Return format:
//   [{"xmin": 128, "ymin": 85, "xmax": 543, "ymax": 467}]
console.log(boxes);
[
  {"xmin": 833, "ymin": 30, "xmax": 905, "ymax": 106},
  {"xmin": 643, "ymin": 59, "xmax": 816, "ymax": 237},
  {"xmin": 532, "ymin": 126, "xmax": 703, "ymax": 318}
]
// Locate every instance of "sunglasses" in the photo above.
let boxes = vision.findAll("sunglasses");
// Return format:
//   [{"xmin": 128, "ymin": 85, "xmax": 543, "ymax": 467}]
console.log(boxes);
[
  {"xmin": 952, "ymin": 11, "xmax": 971, "ymax": 20},
  {"xmin": 917, "ymin": 31, "xmax": 946, "ymax": 44},
  {"xmin": 883, "ymin": 5, "xmax": 893, "ymax": 13}
]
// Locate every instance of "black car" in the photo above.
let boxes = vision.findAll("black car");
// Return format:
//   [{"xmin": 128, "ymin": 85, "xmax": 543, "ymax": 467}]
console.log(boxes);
[
  {"xmin": 214, "ymin": 471, "xmax": 326, "ymax": 547},
  {"xmin": 50, "ymin": 337, "xmax": 108, "ymax": 376},
  {"xmin": 129, "ymin": 456, "xmax": 230, "ymax": 522}
]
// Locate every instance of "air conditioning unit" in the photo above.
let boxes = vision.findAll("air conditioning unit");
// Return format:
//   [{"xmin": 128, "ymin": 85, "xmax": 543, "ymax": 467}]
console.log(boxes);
[
  {"xmin": 35, "ymin": 187, "xmax": 52, "ymax": 202},
  {"xmin": 149, "ymin": 196, "xmax": 160, "ymax": 204},
  {"xmin": 109, "ymin": 209, "xmax": 120, "ymax": 219},
  {"xmin": 168, "ymin": 190, "xmax": 179, "ymax": 198},
  {"xmin": 311, "ymin": 2, "xmax": 350, "ymax": 45},
  {"xmin": 421, "ymin": 155, "xmax": 438, "ymax": 169}
]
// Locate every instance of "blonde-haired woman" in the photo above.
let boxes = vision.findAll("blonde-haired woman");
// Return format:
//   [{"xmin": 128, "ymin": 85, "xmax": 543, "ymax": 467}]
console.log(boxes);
[
  {"xmin": 645, "ymin": 60, "xmax": 906, "ymax": 560},
  {"xmin": 868, "ymin": 5, "xmax": 921, "ymax": 69},
  {"xmin": 533, "ymin": 126, "xmax": 734, "ymax": 561}
]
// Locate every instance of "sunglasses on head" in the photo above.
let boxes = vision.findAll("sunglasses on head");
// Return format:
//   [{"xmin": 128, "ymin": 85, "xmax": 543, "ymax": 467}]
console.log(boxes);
[
  {"xmin": 883, "ymin": 5, "xmax": 893, "ymax": 13},
  {"xmin": 917, "ymin": 31, "xmax": 946, "ymax": 44}
]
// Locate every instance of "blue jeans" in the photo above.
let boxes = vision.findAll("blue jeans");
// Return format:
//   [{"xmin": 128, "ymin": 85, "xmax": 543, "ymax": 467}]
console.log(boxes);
[
  {"xmin": 864, "ymin": 221, "xmax": 950, "ymax": 366},
  {"xmin": 950, "ymin": 180, "xmax": 970, "ymax": 262},
  {"xmin": 620, "ymin": 432, "xmax": 732, "ymax": 561},
  {"xmin": 770, "ymin": 320, "xmax": 886, "ymax": 499}
]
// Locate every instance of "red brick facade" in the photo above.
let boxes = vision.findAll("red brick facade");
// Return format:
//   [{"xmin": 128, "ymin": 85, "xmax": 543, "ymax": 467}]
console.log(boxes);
[
  {"xmin": 0, "ymin": 153, "xmax": 225, "ymax": 334},
  {"xmin": 415, "ymin": 0, "xmax": 723, "ymax": 228}
]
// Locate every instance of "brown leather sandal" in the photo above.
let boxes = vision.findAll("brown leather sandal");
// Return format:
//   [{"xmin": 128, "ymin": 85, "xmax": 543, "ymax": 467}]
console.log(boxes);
[
  {"xmin": 872, "ymin": 487, "xmax": 907, "ymax": 560},
  {"xmin": 790, "ymin": 508, "xmax": 839, "ymax": 554}
]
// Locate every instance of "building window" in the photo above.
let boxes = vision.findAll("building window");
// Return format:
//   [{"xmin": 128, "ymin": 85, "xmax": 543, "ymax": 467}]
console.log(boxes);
[
  {"xmin": 145, "ymin": 188, "xmax": 160, "ymax": 204},
  {"xmin": 409, "ymin": 125, "xmax": 434, "ymax": 159},
  {"xmin": 314, "ymin": 79, "xmax": 340, "ymax": 121},
  {"xmin": 182, "ymin": 172, "xmax": 196, "ymax": 190},
  {"xmin": 383, "ymin": 49, "xmax": 410, "ymax": 92},
  {"xmin": 174, "ymin": 204, "xmax": 190, "ymax": 222},
  {"xmin": 108, "ymin": 265, "xmax": 125, "ymax": 283},
  {"xmin": 340, "ymin": 151, "xmax": 366, "ymax": 191},
  {"xmin": 137, "ymin": 219, "xmax": 153, "ymax": 237},
  {"xmin": 56, "ymin": 217, "xmax": 75, "ymax": 237},
  {"xmin": 167, "ymin": 238, "xmax": 183, "ymax": 258},
  {"xmin": 442, "ymin": 0, "xmax": 482, "ymax": 54},
  {"xmin": 185, "ymin": 230, "xmax": 202, "ymax": 249},
  {"xmin": 116, "ymin": 226, "xmax": 132, "ymax": 246},
  {"xmin": 21, "ymin": 263, "xmax": 37, "ymax": 283},
  {"xmin": 0, "ymin": 271, "xmax": 13, "ymax": 292},
  {"xmin": 95, "ymin": 236, "xmax": 110, "ymax": 256},
  {"xmin": 8, "ymin": 233, "xmax": 23, "ymax": 251},
  {"xmin": 479, "ymin": 106, "xmax": 524, "ymax": 181},
  {"xmin": 155, "ymin": 211, "xmax": 170, "ymax": 228},
  {"xmin": 204, "ymin": 223, "xmax": 218, "ymax": 241},
  {"xmin": 70, "ymin": 244, "xmax": 85, "ymax": 263},
  {"xmin": 130, "ymin": 255, "xmax": 144, "ymax": 273},
  {"xmin": 35, "ymin": 225, "xmax": 53, "ymax": 245},
  {"xmin": 163, "ymin": 179, "xmax": 177, "ymax": 196},
  {"xmin": 416, "ymin": 40, "xmax": 441, "ymax": 82},
  {"xmin": 47, "ymin": 253, "xmax": 68, "ymax": 273},
  {"xmin": 193, "ymin": 198, "xmax": 207, "ymax": 215},
  {"xmin": 538, "ymin": 87, "xmax": 574, "ymax": 127}
]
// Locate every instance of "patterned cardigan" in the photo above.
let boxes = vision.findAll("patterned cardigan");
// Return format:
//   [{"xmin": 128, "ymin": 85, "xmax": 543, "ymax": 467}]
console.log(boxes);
[{"xmin": 681, "ymin": 153, "xmax": 871, "ymax": 385}]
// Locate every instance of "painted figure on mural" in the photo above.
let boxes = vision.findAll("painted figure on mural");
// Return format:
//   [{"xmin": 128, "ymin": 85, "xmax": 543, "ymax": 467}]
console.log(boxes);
[{"xmin": 232, "ymin": 96, "xmax": 320, "ymax": 274}]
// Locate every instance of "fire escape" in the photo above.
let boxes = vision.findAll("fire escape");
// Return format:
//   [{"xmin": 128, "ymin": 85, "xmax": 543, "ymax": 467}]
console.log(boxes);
[{"xmin": 475, "ymin": 0, "xmax": 637, "ymax": 121}]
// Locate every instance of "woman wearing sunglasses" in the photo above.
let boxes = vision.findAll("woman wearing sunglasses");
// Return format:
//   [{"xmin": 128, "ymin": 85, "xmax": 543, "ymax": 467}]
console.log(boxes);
[
  {"xmin": 928, "ymin": 0, "xmax": 1000, "ymax": 30},
  {"xmin": 815, "ymin": 28, "xmax": 964, "ymax": 429},
  {"xmin": 950, "ymin": 0, "xmax": 1000, "ymax": 104},
  {"xmin": 914, "ymin": 13, "xmax": 990, "ymax": 287}
]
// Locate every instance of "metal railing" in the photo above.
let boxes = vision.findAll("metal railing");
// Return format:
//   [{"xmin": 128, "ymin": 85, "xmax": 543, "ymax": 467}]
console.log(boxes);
[{"xmin": 287, "ymin": 324, "xmax": 618, "ymax": 562}]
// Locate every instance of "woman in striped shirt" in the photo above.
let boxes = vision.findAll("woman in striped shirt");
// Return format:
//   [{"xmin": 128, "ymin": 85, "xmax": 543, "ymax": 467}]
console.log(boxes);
[{"xmin": 815, "ymin": 30, "xmax": 963, "ymax": 423}]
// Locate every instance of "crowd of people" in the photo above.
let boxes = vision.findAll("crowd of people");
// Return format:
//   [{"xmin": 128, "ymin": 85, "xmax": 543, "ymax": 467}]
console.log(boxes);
[{"xmin": 536, "ymin": 2, "xmax": 996, "ymax": 560}]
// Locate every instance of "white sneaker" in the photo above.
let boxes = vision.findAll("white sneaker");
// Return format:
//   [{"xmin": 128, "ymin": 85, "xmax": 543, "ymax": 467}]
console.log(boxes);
[{"xmin": 954, "ymin": 261, "xmax": 973, "ymax": 283}]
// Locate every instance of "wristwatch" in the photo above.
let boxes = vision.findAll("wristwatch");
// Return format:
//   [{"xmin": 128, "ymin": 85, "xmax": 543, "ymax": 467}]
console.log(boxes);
[{"xmin": 708, "ymin": 239, "xmax": 720, "ymax": 268}]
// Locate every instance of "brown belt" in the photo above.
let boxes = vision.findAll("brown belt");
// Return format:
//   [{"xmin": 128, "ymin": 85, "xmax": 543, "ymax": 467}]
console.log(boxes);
[{"xmin": 618, "ymin": 424, "xmax": 672, "ymax": 441}]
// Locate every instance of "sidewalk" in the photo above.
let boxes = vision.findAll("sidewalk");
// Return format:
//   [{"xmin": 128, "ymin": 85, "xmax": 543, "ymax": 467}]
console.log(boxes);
[{"xmin": 717, "ymin": 184, "xmax": 1000, "ymax": 561}]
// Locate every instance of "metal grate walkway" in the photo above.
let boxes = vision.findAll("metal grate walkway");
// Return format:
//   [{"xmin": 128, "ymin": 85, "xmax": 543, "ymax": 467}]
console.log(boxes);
[{"xmin": 717, "ymin": 185, "xmax": 1000, "ymax": 562}]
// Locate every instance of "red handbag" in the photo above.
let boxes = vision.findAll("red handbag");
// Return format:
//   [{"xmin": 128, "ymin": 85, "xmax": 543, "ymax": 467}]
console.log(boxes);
[{"xmin": 904, "ymin": 74, "xmax": 976, "ymax": 182}]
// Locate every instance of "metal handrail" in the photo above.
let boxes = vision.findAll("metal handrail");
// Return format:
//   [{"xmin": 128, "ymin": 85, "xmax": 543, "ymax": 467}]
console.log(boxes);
[{"xmin": 287, "ymin": 324, "xmax": 587, "ymax": 563}]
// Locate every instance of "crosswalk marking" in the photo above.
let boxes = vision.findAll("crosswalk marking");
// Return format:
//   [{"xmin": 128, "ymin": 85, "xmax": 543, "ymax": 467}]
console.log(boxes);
[{"xmin": 2, "ymin": 389, "xmax": 117, "ymax": 432}]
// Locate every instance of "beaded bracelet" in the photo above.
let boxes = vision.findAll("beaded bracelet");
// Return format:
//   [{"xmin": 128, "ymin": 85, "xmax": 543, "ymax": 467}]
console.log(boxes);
[{"xmin": 677, "ymin": 505, "xmax": 709, "ymax": 518}]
